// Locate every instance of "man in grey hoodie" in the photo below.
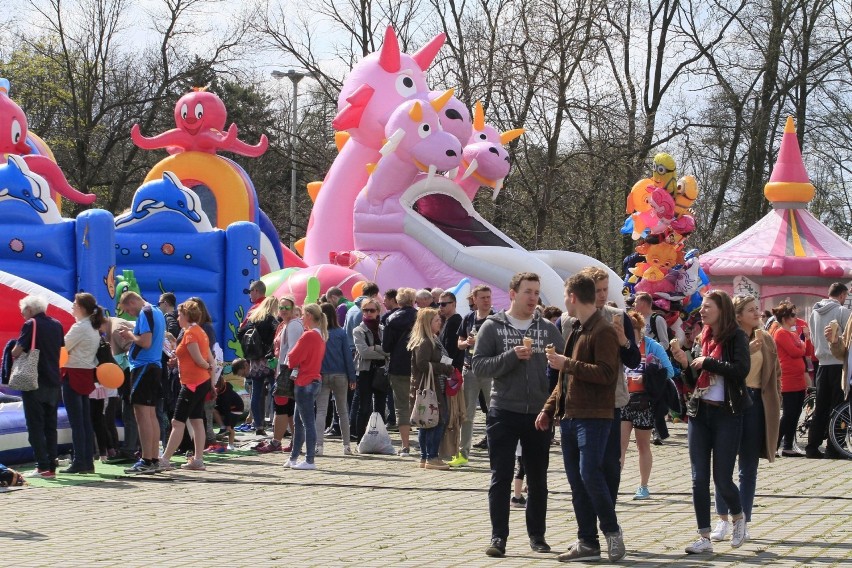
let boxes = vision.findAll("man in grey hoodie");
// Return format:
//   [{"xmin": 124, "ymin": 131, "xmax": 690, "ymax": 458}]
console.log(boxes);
[
  {"xmin": 806, "ymin": 282, "xmax": 850, "ymax": 459},
  {"xmin": 473, "ymin": 272, "xmax": 564, "ymax": 558}
]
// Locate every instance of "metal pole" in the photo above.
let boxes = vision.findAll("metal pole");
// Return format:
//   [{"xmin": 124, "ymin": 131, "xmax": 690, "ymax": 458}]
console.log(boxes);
[{"xmin": 289, "ymin": 76, "xmax": 300, "ymax": 248}]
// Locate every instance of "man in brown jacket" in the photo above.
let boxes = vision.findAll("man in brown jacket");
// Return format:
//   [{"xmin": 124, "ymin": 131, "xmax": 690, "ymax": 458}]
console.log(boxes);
[{"xmin": 536, "ymin": 274, "xmax": 626, "ymax": 562}]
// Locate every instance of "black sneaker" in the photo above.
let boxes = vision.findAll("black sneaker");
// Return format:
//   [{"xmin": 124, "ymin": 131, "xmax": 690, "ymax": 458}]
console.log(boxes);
[
  {"xmin": 510, "ymin": 495, "xmax": 527, "ymax": 509},
  {"xmin": 805, "ymin": 448, "xmax": 824, "ymax": 459},
  {"xmin": 486, "ymin": 537, "xmax": 506, "ymax": 558},
  {"xmin": 530, "ymin": 537, "xmax": 551, "ymax": 553},
  {"xmin": 473, "ymin": 437, "xmax": 489, "ymax": 450}
]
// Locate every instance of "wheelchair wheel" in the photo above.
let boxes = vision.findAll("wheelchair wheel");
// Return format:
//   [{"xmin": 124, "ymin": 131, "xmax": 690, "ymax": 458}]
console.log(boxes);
[
  {"xmin": 793, "ymin": 392, "xmax": 817, "ymax": 454},
  {"xmin": 828, "ymin": 401, "xmax": 852, "ymax": 459}
]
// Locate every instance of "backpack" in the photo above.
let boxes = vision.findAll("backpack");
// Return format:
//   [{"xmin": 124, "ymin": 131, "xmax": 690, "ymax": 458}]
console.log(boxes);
[{"xmin": 240, "ymin": 324, "xmax": 266, "ymax": 360}]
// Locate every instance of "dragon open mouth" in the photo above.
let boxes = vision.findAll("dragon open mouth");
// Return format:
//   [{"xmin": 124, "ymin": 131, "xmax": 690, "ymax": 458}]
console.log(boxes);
[{"xmin": 412, "ymin": 192, "xmax": 513, "ymax": 248}]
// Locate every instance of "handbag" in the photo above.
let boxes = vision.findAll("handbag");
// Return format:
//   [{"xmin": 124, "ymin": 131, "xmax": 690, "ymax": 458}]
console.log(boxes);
[
  {"xmin": 95, "ymin": 338, "xmax": 115, "ymax": 366},
  {"xmin": 9, "ymin": 319, "xmax": 40, "ymax": 392},
  {"xmin": 410, "ymin": 363, "xmax": 440, "ymax": 429},
  {"xmin": 370, "ymin": 362, "xmax": 390, "ymax": 392},
  {"xmin": 274, "ymin": 365, "xmax": 295, "ymax": 398}
]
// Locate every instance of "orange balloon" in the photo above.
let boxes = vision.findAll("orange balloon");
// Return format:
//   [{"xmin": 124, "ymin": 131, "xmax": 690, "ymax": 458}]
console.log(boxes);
[
  {"xmin": 59, "ymin": 347, "xmax": 69, "ymax": 368},
  {"xmin": 96, "ymin": 363, "xmax": 124, "ymax": 389},
  {"xmin": 350, "ymin": 280, "xmax": 366, "ymax": 300}
]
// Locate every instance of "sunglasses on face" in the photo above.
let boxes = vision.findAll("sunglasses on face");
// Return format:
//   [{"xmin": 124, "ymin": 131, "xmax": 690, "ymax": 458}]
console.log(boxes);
[
  {"xmin": 362, "ymin": 308, "xmax": 378, "ymax": 314},
  {"xmin": 438, "ymin": 301, "xmax": 454, "ymax": 307},
  {"xmin": 280, "ymin": 305, "xmax": 293, "ymax": 311}
]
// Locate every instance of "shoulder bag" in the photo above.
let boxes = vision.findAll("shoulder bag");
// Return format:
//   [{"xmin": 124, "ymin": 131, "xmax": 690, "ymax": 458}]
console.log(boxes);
[
  {"xmin": 410, "ymin": 362, "xmax": 440, "ymax": 429},
  {"xmin": 9, "ymin": 319, "xmax": 40, "ymax": 392}
]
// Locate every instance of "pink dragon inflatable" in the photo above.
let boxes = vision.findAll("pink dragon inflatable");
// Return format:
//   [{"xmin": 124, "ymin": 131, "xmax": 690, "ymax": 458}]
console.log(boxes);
[
  {"xmin": 303, "ymin": 27, "xmax": 445, "ymax": 264},
  {"xmin": 0, "ymin": 79, "xmax": 97, "ymax": 205},
  {"xmin": 131, "ymin": 87, "xmax": 268, "ymax": 156},
  {"xmin": 299, "ymin": 28, "xmax": 623, "ymax": 307}
]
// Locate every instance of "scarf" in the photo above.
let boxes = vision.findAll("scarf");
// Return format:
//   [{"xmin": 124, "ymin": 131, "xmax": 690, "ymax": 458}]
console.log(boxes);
[
  {"xmin": 363, "ymin": 317, "xmax": 380, "ymax": 341},
  {"xmin": 697, "ymin": 327, "xmax": 724, "ymax": 390}
]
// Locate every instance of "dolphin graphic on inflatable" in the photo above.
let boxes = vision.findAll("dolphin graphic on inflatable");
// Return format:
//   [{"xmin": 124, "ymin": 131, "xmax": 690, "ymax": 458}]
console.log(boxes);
[
  {"xmin": 0, "ymin": 154, "xmax": 61, "ymax": 223},
  {"xmin": 115, "ymin": 171, "xmax": 212, "ymax": 231}
]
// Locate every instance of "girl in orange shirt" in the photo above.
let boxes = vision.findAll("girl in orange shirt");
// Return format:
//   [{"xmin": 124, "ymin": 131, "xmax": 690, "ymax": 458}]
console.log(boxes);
[{"xmin": 159, "ymin": 300, "xmax": 216, "ymax": 471}]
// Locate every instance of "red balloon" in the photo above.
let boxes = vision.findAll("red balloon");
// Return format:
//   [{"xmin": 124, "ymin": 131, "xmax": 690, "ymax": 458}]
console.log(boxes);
[{"xmin": 96, "ymin": 363, "xmax": 124, "ymax": 389}]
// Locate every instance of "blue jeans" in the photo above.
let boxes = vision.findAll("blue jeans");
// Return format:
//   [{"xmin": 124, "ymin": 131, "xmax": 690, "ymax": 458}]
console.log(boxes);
[
  {"xmin": 486, "ymin": 408, "xmax": 550, "ymax": 541},
  {"xmin": 418, "ymin": 423, "xmax": 445, "ymax": 460},
  {"xmin": 290, "ymin": 380, "xmax": 321, "ymax": 464},
  {"xmin": 716, "ymin": 388, "xmax": 762, "ymax": 521},
  {"xmin": 560, "ymin": 418, "xmax": 619, "ymax": 546},
  {"xmin": 21, "ymin": 386, "xmax": 61, "ymax": 471},
  {"xmin": 688, "ymin": 400, "xmax": 743, "ymax": 532},
  {"xmin": 249, "ymin": 377, "xmax": 267, "ymax": 430},
  {"xmin": 62, "ymin": 382, "xmax": 95, "ymax": 468}
]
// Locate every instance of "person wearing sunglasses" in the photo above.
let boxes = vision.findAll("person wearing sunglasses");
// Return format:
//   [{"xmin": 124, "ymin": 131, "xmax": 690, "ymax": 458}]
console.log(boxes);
[
  {"xmin": 352, "ymin": 298, "xmax": 389, "ymax": 440},
  {"xmin": 257, "ymin": 295, "xmax": 301, "ymax": 453}
]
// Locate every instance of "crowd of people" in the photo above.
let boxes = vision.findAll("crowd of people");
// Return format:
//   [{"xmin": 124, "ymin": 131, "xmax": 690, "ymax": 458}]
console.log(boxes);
[{"xmin": 3, "ymin": 272, "xmax": 851, "ymax": 561}]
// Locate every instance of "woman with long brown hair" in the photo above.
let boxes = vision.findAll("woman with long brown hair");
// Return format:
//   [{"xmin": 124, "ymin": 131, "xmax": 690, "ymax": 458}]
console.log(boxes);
[
  {"xmin": 60, "ymin": 293, "xmax": 106, "ymax": 474},
  {"xmin": 680, "ymin": 290, "xmax": 751, "ymax": 554},
  {"xmin": 708, "ymin": 295, "xmax": 781, "ymax": 542}
]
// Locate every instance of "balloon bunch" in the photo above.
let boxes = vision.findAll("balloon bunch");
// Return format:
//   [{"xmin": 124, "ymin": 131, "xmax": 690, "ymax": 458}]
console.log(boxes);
[{"xmin": 621, "ymin": 153, "xmax": 708, "ymax": 315}]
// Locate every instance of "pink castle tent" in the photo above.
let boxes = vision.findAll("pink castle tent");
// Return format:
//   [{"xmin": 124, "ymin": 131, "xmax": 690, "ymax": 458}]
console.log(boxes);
[{"xmin": 701, "ymin": 117, "xmax": 852, "ymax": 309}]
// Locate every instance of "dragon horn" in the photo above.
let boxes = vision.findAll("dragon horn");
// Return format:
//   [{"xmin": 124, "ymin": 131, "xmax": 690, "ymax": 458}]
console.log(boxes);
[
  {"xmin": 412, "ymin": 33, "xmax": 446, "ymax": 70},
  {"xmin": 500, "ymin": 128, "xmax": 525, "ymax": 145},
  {"xmin": 378, "ymin": 27, "xmax": 401, "ymax": 72},
  {"xmin": 473, "ymin": 101, "xmax": 485, "ymax": 131},
  {"xmin": 409, "ymin": 101, "xmax": 423, "ymax": 122},
  {"xmin": 430, "ymin": 89, "xmax": 455, "ymax": 112}
]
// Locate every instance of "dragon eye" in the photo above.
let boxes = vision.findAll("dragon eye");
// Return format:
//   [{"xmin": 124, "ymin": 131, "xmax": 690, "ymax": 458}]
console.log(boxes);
[
  {"xmin": 11, "ymin": 119, "xmax": 22, "ymax": 144},
  {"xmin": 395, "ymin": 74, "xmax": 417, "ymax": 97},
  {"xmin": 418, "ymin": 123, "xmax": 431, "ymax": 138},
  {"xmin": 194, "ymin": 103, "xmax": 203, "ymax": 119},
  {"xmin": 478, "ymin": 133, "xmax": 487, "ymax": 141},
  {"xmin": 180, "ymin": 104, "xmax": 188, "ymax": 120}
]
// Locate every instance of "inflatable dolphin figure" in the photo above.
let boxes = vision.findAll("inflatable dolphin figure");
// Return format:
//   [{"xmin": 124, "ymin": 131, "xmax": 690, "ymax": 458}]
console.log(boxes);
[
  {"xmin": 0, "ymin": 154, "xmax": 61, "ymax": 223},
  {"xmin": 116, "ymin": 171, "xmax": 212, "ymax": 231}
]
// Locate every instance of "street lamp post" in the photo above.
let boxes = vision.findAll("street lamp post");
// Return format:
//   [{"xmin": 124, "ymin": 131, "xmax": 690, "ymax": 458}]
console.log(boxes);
[{"xmin": 272, "ymin": 69, "xmax": 313, "ymax": 248}]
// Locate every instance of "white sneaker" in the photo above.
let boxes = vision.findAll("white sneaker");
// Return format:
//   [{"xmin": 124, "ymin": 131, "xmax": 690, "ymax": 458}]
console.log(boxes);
[
  {"xmin": 730, "ymin": 518, "xmax": 747, "ymax": 548},
  {"xmin": 343, "ymin": 446, "xmax": 353, "ymax": 455},
  {"xmin": 282, "ymin": 459, "xmax": 298, "ymax": 468},
  {"xmin": 710, "ymin": 520, "xmax": 730, "ymax": 542},
  {"xmin": 314, "ymin": 446, "xmax": 323, "ymax": 456},
  {"xmin": 292, "ymin": 460, "xmax": 317, "ymax": 470},
  {"xmin": 685, "ymin": 537, "xmax": 713, "ymax": 554}
]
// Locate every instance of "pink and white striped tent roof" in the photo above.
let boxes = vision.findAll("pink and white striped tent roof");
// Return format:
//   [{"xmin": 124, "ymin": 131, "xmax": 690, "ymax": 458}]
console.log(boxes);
[{"xmin": 701, "ymin": 207, "xmax": 852, "ymax": 280}]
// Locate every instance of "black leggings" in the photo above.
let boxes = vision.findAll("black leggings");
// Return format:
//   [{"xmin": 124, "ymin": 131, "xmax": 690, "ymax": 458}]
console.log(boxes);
[
  {"xmin": 779, "ymin": 389, "xmax": 806, "ymax": 450},
  {"xmin": 354, "ymin": 369, "xmax": 387, "ymax": 440}
]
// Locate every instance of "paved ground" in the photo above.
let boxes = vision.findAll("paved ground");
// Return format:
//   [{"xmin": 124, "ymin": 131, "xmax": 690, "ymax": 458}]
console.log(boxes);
[{"xmin": 2, "ymin": 417, "xmax": 850, "ymax": 567}]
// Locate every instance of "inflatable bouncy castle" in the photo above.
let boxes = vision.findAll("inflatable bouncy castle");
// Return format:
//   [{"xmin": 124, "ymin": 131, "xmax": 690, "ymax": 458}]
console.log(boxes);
[{"xmin": 298, "ymin": 27, "xmax": 623, "ymax": 308}]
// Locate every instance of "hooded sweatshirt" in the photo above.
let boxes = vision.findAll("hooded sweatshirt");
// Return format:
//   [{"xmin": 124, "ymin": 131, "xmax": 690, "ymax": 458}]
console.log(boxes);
[
  {"xmin": 472, "ymin": 310, "xmax": 564, "ymax": 414},
  {"xmin": 808, "ymin": 299, "xmax": 851, "ymax": 366}
]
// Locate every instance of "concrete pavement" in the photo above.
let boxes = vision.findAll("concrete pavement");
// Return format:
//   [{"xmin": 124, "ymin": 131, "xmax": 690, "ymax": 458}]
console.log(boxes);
[{"xmin": 2, "ymin": 419, "xmax": 850, "ymax": 566}]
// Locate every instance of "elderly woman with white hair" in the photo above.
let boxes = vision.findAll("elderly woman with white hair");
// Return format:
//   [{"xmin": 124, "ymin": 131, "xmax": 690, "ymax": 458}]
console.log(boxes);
[{"xmin": 11, "ymin": 296, "xmax": 66, "ymax": 479}]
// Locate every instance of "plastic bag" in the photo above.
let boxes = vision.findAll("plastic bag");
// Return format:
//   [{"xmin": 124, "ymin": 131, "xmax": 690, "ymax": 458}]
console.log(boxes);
[{"xmin": 357, "ymin": 412, "xmax": 396, "ymax": 455}]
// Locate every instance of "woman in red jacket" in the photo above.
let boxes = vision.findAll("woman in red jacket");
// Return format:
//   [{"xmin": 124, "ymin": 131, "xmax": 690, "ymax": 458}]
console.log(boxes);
[
  {"xmin": 771, "ymin": 302, "xmax": 813, "ymax": 456},
  {"xmin": 283, "ymin": 303, "xmax": 327, "ymax": 470}
]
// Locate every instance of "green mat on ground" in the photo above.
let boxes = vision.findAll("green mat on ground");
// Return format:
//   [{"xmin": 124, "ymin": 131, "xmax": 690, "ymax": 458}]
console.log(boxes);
[{"xmin": 23, "ymin": 449, "xmax": 256, "ymax": 488}]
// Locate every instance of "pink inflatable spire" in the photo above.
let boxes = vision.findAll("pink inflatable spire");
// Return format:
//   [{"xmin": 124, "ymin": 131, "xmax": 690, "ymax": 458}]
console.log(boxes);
[{"xmin": 764, "ymin": 116, "xmax": 815, "ymax": 205}]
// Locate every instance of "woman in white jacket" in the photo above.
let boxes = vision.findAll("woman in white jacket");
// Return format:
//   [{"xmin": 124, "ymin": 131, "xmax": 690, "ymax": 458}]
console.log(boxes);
[{"xmin": 61, "ymin": 293, "xmax": 106, "ymax": 474}]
